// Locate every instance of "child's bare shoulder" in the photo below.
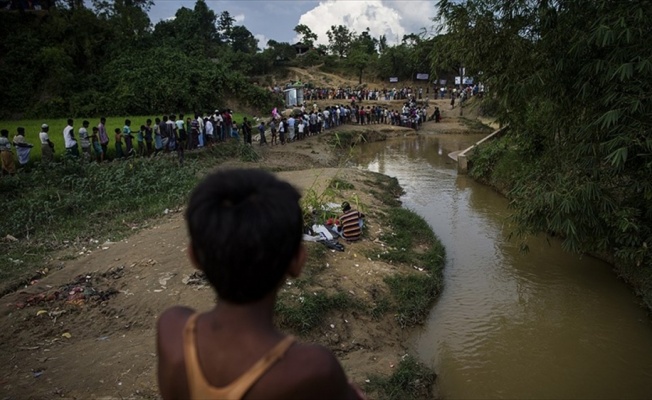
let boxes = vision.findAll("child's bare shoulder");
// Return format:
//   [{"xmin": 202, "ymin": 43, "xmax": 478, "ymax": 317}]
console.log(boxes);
[{"xmin": 264, "ymin": 342, "xmax": 354, "ymax": 399}]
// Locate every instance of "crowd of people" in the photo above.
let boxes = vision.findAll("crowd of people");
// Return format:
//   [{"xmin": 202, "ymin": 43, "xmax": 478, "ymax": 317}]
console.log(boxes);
[
  {"xmin": 1, "ymin": 93, "xmax": 452, "ymax": 175},
  {"xmin": 0, "ymin": 110, "xmax": 251, "ymax": 173}
]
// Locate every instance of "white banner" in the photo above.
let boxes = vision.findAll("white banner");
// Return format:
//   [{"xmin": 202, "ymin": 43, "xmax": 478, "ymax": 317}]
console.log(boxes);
[
  {"xmin": 389, "ymin": 77, "xmax": 399, "ymax": 83},
  {"xmin": 416, "ymin": 73, "xmax": 429, "ymax": 80}
]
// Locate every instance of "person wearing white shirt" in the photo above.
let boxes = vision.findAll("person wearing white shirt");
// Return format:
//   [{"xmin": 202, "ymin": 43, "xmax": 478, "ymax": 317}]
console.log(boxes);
[
  {"xmin": 79, "ymin": 120, "xmax": 91, "ymax": 160},
  {"xmin": 63, "ymin": 119, "xmax": 79, "ymax": 157},
  {"xmin": 205, "ymin": 118, "xmax": 214, "ymax": 145},
  {"xmin": 39, "ymin": 123, "xmax": 55, "ymax": 163}
]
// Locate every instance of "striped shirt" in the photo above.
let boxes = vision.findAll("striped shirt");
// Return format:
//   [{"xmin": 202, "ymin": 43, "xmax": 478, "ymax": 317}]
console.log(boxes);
[{"xmin": 339, "ymin": 210, "xmax": 363, "ymax": 241}]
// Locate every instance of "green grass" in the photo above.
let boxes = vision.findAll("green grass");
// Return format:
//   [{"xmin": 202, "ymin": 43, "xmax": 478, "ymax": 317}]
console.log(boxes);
[
  {"xmin": 328, "ymin": 177, "xmax": 355, "ymax": 191},
  {"xmin": 375, "ymin": 208, "xmax": 446, "ymax": 328},
  {"xmin": 0, "ymin": 113, "xmax": 251, "ymax": 163},
  {"xmin": 366, "ymin": 354, "xmax": 436, "ymax": 400},
  {"xmin": 274, "ymin": 291, "xmax": 358, "ymax": 335},
  {"xmin": 0, "ymin": 140, "xmax": 252, "ymax": 294},
  {"xmin": 364, "ymin": 173, "xmax": 404, "ymax": 207},
  {"xmin": 460, "ymin": 116, "xmax": 494, "ymax": 133}
]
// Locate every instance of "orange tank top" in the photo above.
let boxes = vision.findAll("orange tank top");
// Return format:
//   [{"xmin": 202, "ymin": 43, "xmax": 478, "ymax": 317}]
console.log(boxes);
[{"xmin": 183, "ymin": 313, "xmax": 295, "ymax": 400}]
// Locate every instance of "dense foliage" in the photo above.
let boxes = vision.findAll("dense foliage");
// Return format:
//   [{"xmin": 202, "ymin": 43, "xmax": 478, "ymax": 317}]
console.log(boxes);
[
  {"xmin": 437, "ymin": 0, "xmax": 652, "ymax": 271},
  {"xmin": 0, "ymin": 1, "xmax": 281, "ymax": 119}
]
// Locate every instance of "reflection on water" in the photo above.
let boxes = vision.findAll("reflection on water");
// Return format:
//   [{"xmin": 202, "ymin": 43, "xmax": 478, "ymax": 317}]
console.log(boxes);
[{"xmin": 353, "ymin": 135, "xmax": 652, "ymax": 399}]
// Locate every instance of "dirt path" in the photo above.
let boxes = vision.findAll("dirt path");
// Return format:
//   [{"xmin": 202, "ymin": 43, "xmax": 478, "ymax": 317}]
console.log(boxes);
[{"xmin": 0, "ymin": 102, "xmax": 481, "ymax": 399}]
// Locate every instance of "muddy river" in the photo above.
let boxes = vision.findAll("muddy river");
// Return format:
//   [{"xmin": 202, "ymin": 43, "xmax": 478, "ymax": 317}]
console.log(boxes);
[{"xmin": 353, "ymin": 134, "xmax": 652, "ymax": 399}]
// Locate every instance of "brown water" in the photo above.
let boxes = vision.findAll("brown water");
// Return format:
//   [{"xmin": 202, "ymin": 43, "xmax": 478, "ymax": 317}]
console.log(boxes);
[{"xmin": 352, "ymin": 135, "xmax": 652, "ymax": 399}]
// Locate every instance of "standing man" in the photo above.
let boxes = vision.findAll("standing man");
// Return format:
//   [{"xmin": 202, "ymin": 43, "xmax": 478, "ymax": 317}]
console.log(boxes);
[
  {"xmin": 13, "ymin": 127, "xmax": 34, "ymax": 167},
  {"xmin": 258, "ymin": 121, "xmax": 267, "ymax": 145},
  {"xmin": 242, "ymin": 117, "xmax": 252, "ymax": 145},
  {"xmin": 39, "ymin": 124, "xmax": 54, "ymax": 163},
  {"xmin": 287, "ymin": 114, "xmax": 295, "ymax": 142},
  {"xmin": 224, "ymin": 109, "xmax": 233, "ymax": 139},
  {"xmin": 98, "ymin": 117, "xmax": 109, "ymax": 158},
  {"xmin": 205, "ymin": 116, "xmax": 214, "ymax": 146},
  {"xmin": 144, "ymin": 119, "xmax": 154, "ymax": 156},
  {"xmin": 63, "ymin": 118, "xmax": 79, "ymax": 157},
  {"xmin": 123, "ymin": 119, "xmax": 135, "ymax": 156},
  {"xmin": 159, "ymin": 115, "xmax": 170, "ymax": 153},
  {"xmin": 196, "ymin": 114, "xmax": 204, "ymax": 148},
  {"xmin": 0, "ymin": 129, "xmax": 16, "ymax": 175},
  {"xmin": 79, "ymin": 120, "xmax": 91, "ymax": 161}
]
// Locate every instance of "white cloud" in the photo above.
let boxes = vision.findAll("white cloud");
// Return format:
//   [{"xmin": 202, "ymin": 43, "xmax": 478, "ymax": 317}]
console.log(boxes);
[
  {"xmin": 255, "ymin": 33, "xmax": 269, "ymax": 50},
  {"xmin": 234, "ymin": 13, "xmax": 245, "ymax": 23},
  {"xmin": 294, "ymin": 0, "xmax": 439, "ymax": 46}
]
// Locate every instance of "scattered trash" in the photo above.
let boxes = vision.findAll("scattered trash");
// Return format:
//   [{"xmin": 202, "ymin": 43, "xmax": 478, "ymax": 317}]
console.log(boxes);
[
  {"xmin": 158, "ymin": 272, "xmax": 175, "ymax": 287},
  {"xmin": 32, "ymin": 370, "xmax": 44, "ymax": 378},
  {"xmin": 330, "ymin": 324, "xmax": 335, "ymax": 329},
  {"xmin": 182, "ymin": 271, "xmax": 208, "ymax": 286},
  {"xmin": 61, "ymin": 332, "xmax": 72, "ymax": 339},
  {"xmin": 97, "ymin": 336, "xmax": 110, "ymax": 341},
  {"xmin": 36, "ymin": 310, "xmax": 48, "ymax": 316},
  {"xmin": 5, "ymin": 234, "xmax": 18, "ymax": 242},
  {"xmin": 14, "ymin": 272, "xmax": 119, "ymax": 309}
]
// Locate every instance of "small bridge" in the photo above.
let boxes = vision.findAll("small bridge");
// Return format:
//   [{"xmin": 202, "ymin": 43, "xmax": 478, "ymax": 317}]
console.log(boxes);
[{"xmin": 448, "ymin": 125, "xmax": 509, "ymax": 174}]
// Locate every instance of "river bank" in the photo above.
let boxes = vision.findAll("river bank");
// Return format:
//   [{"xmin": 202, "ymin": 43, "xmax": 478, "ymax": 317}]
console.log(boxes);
[{"xmin": 0, "ymin": 117, "xmax": 455, "ymax": 399}]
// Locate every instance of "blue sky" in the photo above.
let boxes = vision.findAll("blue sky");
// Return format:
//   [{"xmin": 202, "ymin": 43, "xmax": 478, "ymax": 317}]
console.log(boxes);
[{"xmin": 149, "ymin": 0, "xmax": 440, "ymax": 48}]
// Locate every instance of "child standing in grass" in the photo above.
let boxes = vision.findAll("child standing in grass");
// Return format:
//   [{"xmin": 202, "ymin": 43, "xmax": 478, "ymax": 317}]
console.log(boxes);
[
  {"xmin": 123, "ymin": 119, "xmax": 134, "ymax": 157},
  {"xmin": 157, "ymin": 169, "xmax": 366, "ymax": 400},
  {"xmin": 114, "ymin": 128, "xmax": 124, "ymax": 159}
]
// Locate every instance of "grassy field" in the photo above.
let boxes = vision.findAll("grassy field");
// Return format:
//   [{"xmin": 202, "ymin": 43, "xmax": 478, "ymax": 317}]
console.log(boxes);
[{"xmin": 0, "ymin": 113, "xmax": 250, "ymax": 162}]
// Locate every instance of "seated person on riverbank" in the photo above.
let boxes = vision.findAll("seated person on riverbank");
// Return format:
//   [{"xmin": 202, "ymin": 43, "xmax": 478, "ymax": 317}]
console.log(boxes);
[
  {"xmin": 157, "ymin": 169, "xmax": 365, "ymax": 400},
  {"xmin": 339, "ymin": 201, "xmax": 365, "ymax": 242}
]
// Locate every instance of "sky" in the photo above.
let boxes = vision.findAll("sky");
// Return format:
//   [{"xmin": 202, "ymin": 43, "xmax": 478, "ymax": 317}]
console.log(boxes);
[{"xmin": 148, "ymin": 0, "xmax": 440, "ymax": 49}]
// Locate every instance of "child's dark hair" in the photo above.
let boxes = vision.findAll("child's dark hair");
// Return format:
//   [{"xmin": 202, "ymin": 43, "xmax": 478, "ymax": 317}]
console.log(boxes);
[{"xmin": 186, "ymin": 169, "xmax": 303, "ymax": 304}]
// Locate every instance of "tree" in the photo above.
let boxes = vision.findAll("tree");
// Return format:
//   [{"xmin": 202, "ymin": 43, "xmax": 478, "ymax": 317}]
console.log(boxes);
[
  {"xmin": 437, "ymin": 0, "xmax": 652, "ymax": 269},
  {"xmin": 378, "ymin": 34, "xmax": 388, "ymax": 54},
  {"xmin": 266, "ymin": 40, "xmax": 296, "ymax": 63},
  {"xmin": 326, "ymin": 25, "xmax": 353, "ymax": 58},
  {"xmin": 92, "ymin": 0, "xmax": 152, "ymax": 46},
  {"xmin": 217, "ymin": 11, "xmax": 235, "ymax": 44},
  {"xmin": 152, "ymin": 1, "xmax": 220, "ymax": 57},
  {"xmin": 230, "ymin": 25, "xmax": 258, "ymax": 53},
  {"xmin": 294, "ymin": 24, "xmax": 317, "ymax": 48}
]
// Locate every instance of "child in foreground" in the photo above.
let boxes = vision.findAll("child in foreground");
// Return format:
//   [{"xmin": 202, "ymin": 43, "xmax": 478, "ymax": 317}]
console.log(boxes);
[{"xmin": 157, "ymin": 169, "xmax": 366, "ymax": 400}]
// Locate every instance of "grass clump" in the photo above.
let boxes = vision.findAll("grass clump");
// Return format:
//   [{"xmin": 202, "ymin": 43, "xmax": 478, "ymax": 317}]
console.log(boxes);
[
  {"xmin": 366, "ymin": 354, "xmax": 436, "ymax": 400},
  {"xmin": 365, "ymin": 173, "xmax": 404, "ymax": 207},
  {"xmin": 329, "ymin": 177, "xmax": 355, "ymax": 191},
  {"xmin": 274, "ymin": 291, "xmax": 356, "ymax": 335},
  {"xmin": 377, "ymin": 208, "xmax": 446, "ymax": 327},
  {"xmin": 329, "ymin": 131, "xmax": 368, "ymax": 149},
  {"xmin": 384, "ymin": 274, "xmax": 439, "ymax": 328},
  {"xmin": 0, "ymin": 140, "xmax": 248, "ymax": 292},
  {"xmin": 460, "ymin": 116, "xmax": 494, "ymax": 133}
]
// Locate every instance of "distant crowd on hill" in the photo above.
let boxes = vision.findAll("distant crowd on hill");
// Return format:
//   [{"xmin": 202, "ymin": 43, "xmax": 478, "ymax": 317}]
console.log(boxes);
[{"xmin": 273, "ymin": 84, "xmax": 484, "ymax": 103}]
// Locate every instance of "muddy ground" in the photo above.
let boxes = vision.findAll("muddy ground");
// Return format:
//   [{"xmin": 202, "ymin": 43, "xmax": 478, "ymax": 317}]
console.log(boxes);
[{"xmin": 0, "ymin": 99, "xmax": 479, "ymax": 399}]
